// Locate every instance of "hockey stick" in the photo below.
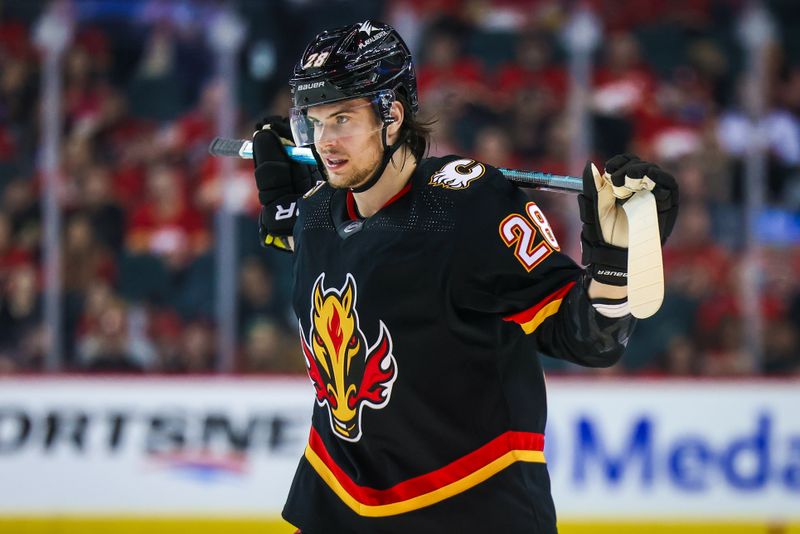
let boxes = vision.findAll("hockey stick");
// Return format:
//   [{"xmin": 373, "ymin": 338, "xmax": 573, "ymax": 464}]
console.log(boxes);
[
  {"xmin": 208, "ymin": 136, "xmax": 663, "ymax": 318},
  {"xmin": 209, "ymin": 137, "xmax": 583, "ymax": 193}
]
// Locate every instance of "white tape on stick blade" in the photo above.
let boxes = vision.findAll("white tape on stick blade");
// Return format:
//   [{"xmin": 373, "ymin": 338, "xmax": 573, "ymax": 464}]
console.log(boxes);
[{"xmin": 622, "ymin": 190, "xmax": 664, "ymax": 318}]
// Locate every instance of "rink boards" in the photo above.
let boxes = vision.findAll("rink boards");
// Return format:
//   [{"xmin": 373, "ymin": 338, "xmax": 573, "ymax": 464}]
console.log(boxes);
[{"xmin": 0, "ymin": 376, "xmax": 798, "ymax": 533}]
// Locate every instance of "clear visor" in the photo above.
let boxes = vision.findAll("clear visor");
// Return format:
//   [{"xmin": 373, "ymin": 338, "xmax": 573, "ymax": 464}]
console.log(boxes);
[{"xmin": 289, "ymin": 91, "xmax": 394, "ymax": 147}]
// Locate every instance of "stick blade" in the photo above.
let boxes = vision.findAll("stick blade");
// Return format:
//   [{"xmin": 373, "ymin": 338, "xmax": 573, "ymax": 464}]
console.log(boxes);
[{"xmin": 622, "ymin": 190, "xmax": 664, "ymax": 319}]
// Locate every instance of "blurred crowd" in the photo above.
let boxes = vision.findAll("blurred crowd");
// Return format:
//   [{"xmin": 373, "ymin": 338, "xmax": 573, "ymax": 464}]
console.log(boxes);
[{"xmin": 0, "ymin": 0, "xmax": 798, "ymax": 376}]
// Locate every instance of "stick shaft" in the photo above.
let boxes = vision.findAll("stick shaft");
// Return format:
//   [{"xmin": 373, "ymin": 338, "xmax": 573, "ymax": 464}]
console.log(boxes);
[{"xmin": 208, "ymin": 137, "xmax": 583, "ymax": 193}]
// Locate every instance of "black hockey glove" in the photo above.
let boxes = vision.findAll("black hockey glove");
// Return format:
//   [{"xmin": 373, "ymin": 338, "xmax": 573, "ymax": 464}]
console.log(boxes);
[
  {"xmin": 604, "ymin": 153, "xmax": 679, "ymax": 244},
  {"xmin": 253, "ymin": 116, "xmax": 316, "ymax": 251},
  {"xmin": 577, "ymin": 154, "xmax": 679, "ymax": 285}
]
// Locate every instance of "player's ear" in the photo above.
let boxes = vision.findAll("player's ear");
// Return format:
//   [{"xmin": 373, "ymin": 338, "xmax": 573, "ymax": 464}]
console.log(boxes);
[{"xmin": 386, "ymin": 100, "xmax": 404, "ymax": 143}]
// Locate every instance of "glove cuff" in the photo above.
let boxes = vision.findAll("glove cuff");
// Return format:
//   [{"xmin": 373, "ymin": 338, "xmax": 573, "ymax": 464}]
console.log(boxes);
[
  {"xmin": 259, "ymin": 199, "xmax": 299, "ymax": 238},
  {"xmin": 258, "ymin": 207, "xmax": 294, "ymax": 253},
  {"xmin": 261, "ymin": 234, "xmax": 293, "ymax": 253},
  {"xmin": 581, "ymin": 235, "xmax": 628, "ymax": 286},
  {"xmin": 591, "ymin": 297, "xmax": 631, "ymax": 318}
]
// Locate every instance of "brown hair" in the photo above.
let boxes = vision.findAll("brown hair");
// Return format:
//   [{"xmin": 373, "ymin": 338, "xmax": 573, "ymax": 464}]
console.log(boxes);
[{"xmin": 396, "ymin": 93, "xmax": 435, "ymax": 162}]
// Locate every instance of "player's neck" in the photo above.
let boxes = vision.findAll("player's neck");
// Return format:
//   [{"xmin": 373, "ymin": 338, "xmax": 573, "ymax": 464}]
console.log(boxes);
[{"xmin": 352, "ymin": 146, "xmax": 416, "ymax": 218}]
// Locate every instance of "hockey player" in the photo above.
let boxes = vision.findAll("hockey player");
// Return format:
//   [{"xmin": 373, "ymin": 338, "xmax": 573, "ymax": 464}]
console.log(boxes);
[{"xmin": 252, "ymin": 20, "xmax": 678, "ymax": 534}]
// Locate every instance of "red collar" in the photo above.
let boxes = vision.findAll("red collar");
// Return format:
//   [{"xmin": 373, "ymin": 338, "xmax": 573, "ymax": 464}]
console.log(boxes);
[{"xmin": 346, "ymin": 181, "xmax": 412, "ymax": 221}]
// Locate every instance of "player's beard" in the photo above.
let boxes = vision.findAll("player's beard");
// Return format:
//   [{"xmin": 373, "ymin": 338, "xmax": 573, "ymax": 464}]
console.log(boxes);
[
  {"xmin": 322, "ymin": 136, "xmax": 384, "ymax": 190},
  {"xmin": 330, "ymin": 165, "xmax": 378, "ymax": 190}
]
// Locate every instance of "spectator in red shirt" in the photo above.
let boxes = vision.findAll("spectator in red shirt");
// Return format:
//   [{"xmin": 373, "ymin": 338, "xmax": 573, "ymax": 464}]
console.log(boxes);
[
  {"xmin": 416, "ymin": 18, "xmax": 489, "ymax": 114},
  {"xmin": 195, "ymin": 154, "xmax": 261, "ymax": 217},
  {"xmin": 126, "ymin": 163, "xmax": 210, "ymax": 270},
  {"xmin": 592, "ymin": 32, "xmax": 658, "ymax": 157},
  {"xmin": 0, "ymin": 210, "xmax": 31, "ymax": 284},
  {"xmin": 494, "ymin": 31, "xmax": 566, "ymax": 110},
  {"xmin": 157, "ymin": 80, "xmax": 225, "ymax": 165},
  {"xmin": 63, "ymin": 43, "xmax": 115, "ymax": 139},
  {"xmin": 663, "ymin": 202, "xmax": 733, "ymax": 301},
  {"xmin": 593, "ymin": 32, "xmax": 657, "ymax": 116}
]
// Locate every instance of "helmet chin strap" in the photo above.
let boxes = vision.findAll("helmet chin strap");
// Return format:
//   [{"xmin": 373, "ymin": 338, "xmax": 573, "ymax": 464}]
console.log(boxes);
[
  {"xmin": 310, "ymin": 121, "xmax": 406, "ymax": 194},
  {"xmin": 350, "ymin": 124, "xmax": 405, "ymax": 194}
]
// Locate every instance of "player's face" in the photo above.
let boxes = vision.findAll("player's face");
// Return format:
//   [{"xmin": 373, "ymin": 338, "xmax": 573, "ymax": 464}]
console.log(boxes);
[{"xmin": 306, "ymin": 98, "xmax": 384, "ymax": 189}]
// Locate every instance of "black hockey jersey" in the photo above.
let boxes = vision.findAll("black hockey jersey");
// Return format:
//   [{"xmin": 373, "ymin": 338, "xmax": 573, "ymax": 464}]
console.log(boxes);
[{"xmin": 282, "ymin": 156, "xmax": 635, "ymax": 534}]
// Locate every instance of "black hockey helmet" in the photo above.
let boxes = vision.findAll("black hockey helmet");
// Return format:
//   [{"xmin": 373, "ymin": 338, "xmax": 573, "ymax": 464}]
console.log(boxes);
[
  {"xmin": 288, "ymin": 21, "xmax": 421, "ymax": 192},
  {"xmin": 289, "ymin": 20, "xmax": 418, "ymax": 117}
]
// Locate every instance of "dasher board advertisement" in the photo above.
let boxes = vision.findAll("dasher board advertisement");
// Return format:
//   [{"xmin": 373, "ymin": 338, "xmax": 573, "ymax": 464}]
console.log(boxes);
[{"xmin": 0, "ymin": 377, "xmax": 798, "ymax": 521}]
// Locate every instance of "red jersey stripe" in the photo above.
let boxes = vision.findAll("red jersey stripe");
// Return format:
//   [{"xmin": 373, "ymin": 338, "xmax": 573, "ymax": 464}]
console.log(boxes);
[
  {"xmin": 503, "ymin": 281, "xmax": 576, "ymax": 327},
  {"xmin": 304, "ymin": 427, "xmax": 545, "ymax": 516}
]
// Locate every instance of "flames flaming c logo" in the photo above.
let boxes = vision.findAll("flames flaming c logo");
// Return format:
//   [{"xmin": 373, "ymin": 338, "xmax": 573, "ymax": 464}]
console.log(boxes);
[{"xmin": 300, "ymin": 273, "xmax": 397, "ymax": 442}]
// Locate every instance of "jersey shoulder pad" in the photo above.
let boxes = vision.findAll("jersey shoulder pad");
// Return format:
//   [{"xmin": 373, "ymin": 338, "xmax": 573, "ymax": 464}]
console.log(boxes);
[{"xmin": 297, "ymin": 181, "xmax": 335, "ymax": 232}]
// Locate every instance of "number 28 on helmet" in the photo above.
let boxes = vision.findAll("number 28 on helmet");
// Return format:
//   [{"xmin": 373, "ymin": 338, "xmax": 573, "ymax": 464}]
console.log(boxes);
[{"xmin": 288, "ymin": 20, "xmax": 419, "ymax": 148}]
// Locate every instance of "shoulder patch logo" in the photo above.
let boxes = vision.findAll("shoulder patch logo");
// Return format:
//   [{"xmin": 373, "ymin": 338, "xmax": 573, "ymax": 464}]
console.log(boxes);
[
  {"xmin": 301, "ymin": 273, "xmax": 397, "ymax": 442},
  {"xmin": 429, "ymin": 159, "xmax": 486, "ymax": 190}
]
